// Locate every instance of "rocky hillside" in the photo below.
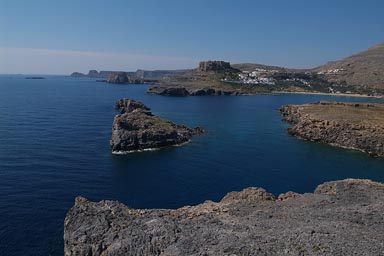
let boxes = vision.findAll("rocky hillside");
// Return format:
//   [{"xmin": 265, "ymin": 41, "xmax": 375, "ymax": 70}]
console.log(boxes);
[
  {"xmin": 313, "ymin": 42, "xmax": 384, "ymax": 92},
  {"xmin": 64, "ymin": 179, "xmax": 384, "ymax": 255},
  {"xmin": 232, "ymin": 42, "xmax": 384, "ymax": 95},
  {"xmin": 232, "ymin": 63, "xmax": 298, "ymax": 72}
]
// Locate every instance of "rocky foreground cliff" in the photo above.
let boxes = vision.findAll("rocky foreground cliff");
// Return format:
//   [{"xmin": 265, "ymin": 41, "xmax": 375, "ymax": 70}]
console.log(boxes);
[
  {"xmin": 280, "ymin": 101, "xmax": 384, "ymax": 157},
  {"xmin": 64, "ymin": 178, "xmax": 384, "ymax": 255},
  {"xmin": 110, "ymin": 99, "xmax": 202, "ymax": 153}
]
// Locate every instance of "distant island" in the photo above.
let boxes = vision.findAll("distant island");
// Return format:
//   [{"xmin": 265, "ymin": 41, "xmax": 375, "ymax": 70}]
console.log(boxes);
[
  {"xmin": 25, "ymin": 77, "xmax": 45, "ymax": 79},
  {"xmin": 280, "ymin": 101, "xmax": 384, "ymax": 157},
  {"xmin": 70, "ymin": 42, "xmax": 384, "ymax": 97}
]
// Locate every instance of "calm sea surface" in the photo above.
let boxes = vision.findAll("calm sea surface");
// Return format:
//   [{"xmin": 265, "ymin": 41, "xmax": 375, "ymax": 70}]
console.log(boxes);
[{"xmin": 1, "ymin": 75, "xmax": 384, "ymax": 255}]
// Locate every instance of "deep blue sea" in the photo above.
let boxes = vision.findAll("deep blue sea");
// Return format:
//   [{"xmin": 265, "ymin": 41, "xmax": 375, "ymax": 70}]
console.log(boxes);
[{"xmin": 1, "ymin": 75, "xmax": 384, "ymax": 255}]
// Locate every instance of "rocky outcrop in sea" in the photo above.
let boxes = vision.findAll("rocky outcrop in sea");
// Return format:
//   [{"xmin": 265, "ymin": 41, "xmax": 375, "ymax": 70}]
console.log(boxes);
[
  {"xmin": 280, "ymin": 101, "xmax": 384, "ymax": 157},
  {"xmin": 110, "ymin": 99, "xmax": 203, "ymax": 153},
  {"xmin": 64, "ymin": 178, "xmax": 384, "ymax": 255}
]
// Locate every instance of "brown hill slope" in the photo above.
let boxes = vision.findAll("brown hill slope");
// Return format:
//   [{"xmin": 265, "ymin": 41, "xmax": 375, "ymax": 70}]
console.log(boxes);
[{"xmin": 313, "ymin": 42, "xmax": 384, "ymax": 91}]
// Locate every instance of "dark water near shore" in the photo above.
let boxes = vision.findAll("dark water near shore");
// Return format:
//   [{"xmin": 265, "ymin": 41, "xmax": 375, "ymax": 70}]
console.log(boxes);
[{"xmin": 1, "ymin": 75, "xmax": 384, "ymax": 255}]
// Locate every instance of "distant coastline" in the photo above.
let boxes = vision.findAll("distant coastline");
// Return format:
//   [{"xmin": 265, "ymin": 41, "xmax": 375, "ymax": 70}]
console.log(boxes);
[
  {"xmin": 69, "ymin": 42, "xmax": 384, "ymax": 98},
  {"xmin": 275, "ymin": 91, "xmax": 384, "ymax": 99}
]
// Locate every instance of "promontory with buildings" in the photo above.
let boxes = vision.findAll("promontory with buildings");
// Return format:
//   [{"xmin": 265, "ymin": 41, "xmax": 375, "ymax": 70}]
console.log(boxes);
[{"xmin": 71, "ymin": 42, "xmax": 384, "ymax": 97}]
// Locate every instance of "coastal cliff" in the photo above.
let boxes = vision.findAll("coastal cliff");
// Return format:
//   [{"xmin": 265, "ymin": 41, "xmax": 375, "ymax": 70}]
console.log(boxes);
[
  {"xmin": 70, "ymin": 70, "xmax": 115, "ymax": 78},
  {"xmin": 106, "ymin": 72, "xmax": 155, "ymax": 84},
  {"xmin": 280, "ymin": 101, "xmax": 384, "ymax": 157},
  {"xmin": 64, "ymin": 179, "xmax": 384, "ymax": 255},
  {"xmin": 110, "ymin": 99, "xmax": 202, "ymax": 153}
]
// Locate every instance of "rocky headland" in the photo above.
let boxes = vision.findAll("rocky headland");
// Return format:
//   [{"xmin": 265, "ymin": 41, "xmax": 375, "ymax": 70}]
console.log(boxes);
[
  {"xmin": 280, "ymin": 101, "xmax": 384, "ymax": 157},
  {"xmin": 110, "ymin": 99, "xmax": 202, "ymax": 153},
  {"xmin": 146, "ymin": 60, "xmax": 336, "ymax": 97},
  {"xmin": 106, "ymin": 72, "xmax": 159, "ymax": 85},
  {"xmin": 146, "ymin": 60, "xmax": 265, "ymax": 96},
  {"xmin": 65, "ymin": 178, "xmax": 384, "ymax": 255}
]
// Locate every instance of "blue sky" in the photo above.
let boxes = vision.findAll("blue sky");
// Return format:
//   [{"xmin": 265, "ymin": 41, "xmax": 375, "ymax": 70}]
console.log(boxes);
[{"xmin": 1, "ymin": 0, "xmax": 383, "ymax": 74}]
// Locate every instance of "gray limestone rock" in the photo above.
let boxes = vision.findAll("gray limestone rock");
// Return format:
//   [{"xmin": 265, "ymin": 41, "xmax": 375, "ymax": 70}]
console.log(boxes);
[
  {"xmin": 64, "ymin": 179, "xmax": 384, "ymax": 255},
  {"xmin": 110, "ymin": 99, "xmax": 202, "ymax": 153}
]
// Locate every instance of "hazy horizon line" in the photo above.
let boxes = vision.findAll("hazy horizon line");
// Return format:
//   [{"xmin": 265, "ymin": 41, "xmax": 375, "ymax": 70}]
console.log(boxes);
[{"xmin": 0, "ymin": 46, "xmax": 346, "ymax": 75}]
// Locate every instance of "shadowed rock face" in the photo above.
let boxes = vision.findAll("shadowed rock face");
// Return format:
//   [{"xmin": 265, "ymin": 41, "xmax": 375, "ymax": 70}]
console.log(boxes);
[
  {"xmin": 107, "ymin": 72, "xmax": 131, "ymax": 84},
  {"xmin": 64, "ymin": 179, "xmax": 384, "ymax": 256},
  {"xmin": 280, "ymin": 101, "xmax": 384, "ymax": 157},
  {"xmin": 110, "ymin": 99, "xmax": 203, "ymax": 153}
]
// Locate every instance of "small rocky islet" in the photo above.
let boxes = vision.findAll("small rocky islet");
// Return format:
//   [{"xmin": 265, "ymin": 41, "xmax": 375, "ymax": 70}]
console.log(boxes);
[
  {"xmin": 64, "ymin": 178, "xmax": 384, "ymax": 255},
  {"xmin": 280, "ymin": 101, "xmax": 384, "ymax": 157},
  {"xmin": 110, "ymin": 99, "xmax": 203, "ymax": 153}
]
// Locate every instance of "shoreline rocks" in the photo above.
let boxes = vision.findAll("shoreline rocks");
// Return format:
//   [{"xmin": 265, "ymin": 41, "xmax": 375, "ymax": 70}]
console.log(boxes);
[
  {"xmin": 147, "ymin": 86, "xmax": 242, "ymax": 96},
  {"xmin": 280, "ymin": 101, "xmax": 384, "ymax": 157},
  {"xmin": 110, "ymin": 99, "xmax": 203, "ymax": 153},
  {"xmin": 64, "ymin": 178, "xmax": 384, "ymax": 255}
]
